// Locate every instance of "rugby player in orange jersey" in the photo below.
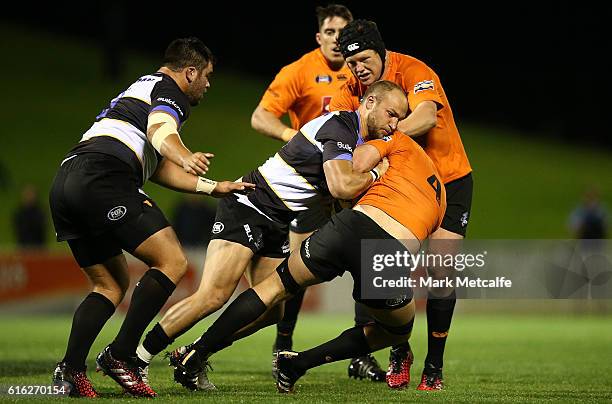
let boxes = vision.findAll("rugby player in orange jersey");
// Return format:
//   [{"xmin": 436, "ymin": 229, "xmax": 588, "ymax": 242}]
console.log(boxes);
[
  {"xmin": 169, "ymin": 114, "xmax": 446, "ymax": 394},
  {"xmin": 332, "ymin": 19, "xmax": 473, "ymax": 390},
  {"xmin": 250, "ymin": 4, "xmax": 390, "ymax": 380}
]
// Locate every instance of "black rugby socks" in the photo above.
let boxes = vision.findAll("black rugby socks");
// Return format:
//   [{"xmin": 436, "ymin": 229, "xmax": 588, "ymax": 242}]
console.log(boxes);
[
  {"xmin": 293, "ymin": 326, "xmax": 371, "ymax": 373},
  {"xmin": 63, "ymin": 292, "xmax": 115, "ymax": 370},
  {"xmin": 425, "ymin": 291, "xmax": 456, "ymax": 369},
  {"xmin": 274, "ymin": 289, "xmax": 305, "ymax": 350},
  {"xmin": 192, "ymin": 288, "xmax": 267, "ymax": 358},
  {"xmin": 137, "ymin": 323, "xmax": 174, "ymax": 365},
  {"xmin": 354, "ymin": 301, "xmax": 375, "ymax": 327},
  {"xmin": 111, "ymin": 268, "xmax": 175, "ymax": 361}
]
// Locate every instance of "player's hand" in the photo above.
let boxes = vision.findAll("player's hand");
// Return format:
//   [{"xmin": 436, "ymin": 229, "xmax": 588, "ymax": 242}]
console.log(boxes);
[
  {"xmin": 375, "ymin": 157, "xmax": 390, "ymax": 178},
  {"xmin": 182, "ymin": 152, "xmax": 214, "ymax": 175},
  {"xmin": 211, "ymin": 181, "xmax": 256, "ymax": 197}
]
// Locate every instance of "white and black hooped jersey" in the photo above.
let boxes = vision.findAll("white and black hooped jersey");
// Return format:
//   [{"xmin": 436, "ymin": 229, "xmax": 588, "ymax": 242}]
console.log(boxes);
[
  {"xmin": 241, "ymin": 111, "xmax": 365, "ymax": 224},
  {"xmin": 66, "ymin": 73, "xmax": 191, "ymax": 185}
]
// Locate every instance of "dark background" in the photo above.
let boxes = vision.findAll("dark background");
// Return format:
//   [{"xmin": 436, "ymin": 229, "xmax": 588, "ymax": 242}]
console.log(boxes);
[{"xmin": 4, "ymin": 1, "xmax": 609, "ymax": 147}]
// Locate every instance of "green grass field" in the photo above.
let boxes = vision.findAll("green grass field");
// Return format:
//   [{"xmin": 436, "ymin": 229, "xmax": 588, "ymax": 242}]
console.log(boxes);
[{"xmin": 1, "ymin": 313, "xmax": 611, "ymax": 403}]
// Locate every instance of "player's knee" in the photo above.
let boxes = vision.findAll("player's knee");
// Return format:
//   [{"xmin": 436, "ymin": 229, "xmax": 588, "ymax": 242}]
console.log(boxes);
[
  {"xmin": 276, "ymin": 258, "xmax": 301, "ymax": 295},
  {"xmin": 93, "ymin": 283, "xmax": 125, "ymax": 306},
  {"xmin": 157, "ymin": 252, "xmax": 189, "ymax": 281},
  {"xmin": 378, "ymin": 318, "xmax": 415, "ymax": 340}
]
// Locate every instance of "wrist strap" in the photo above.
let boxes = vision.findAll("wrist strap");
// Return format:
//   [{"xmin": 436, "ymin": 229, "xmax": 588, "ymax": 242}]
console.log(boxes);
[
  {"xmin": 196, "ymin": 177, "xmax": 217, "ymax": 194},
  {"xmin": 370, "ymin": 167, "xmax": 380, "ymax": 182}
]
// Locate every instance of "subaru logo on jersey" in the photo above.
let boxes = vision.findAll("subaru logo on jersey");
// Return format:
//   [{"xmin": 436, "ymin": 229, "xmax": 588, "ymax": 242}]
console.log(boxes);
[
  {"xmin": 212, "ymin": 222, "xmax": 224, "ymax": 234},
  {"xmin": 107, "ymin": 206, "xmax": 127, "ymax": 221},
  {"xmin": 414, "ymin": 80, "xmax": 435, "ymax": 94},
  {"xmin": 337, "ymin": 142, "xmax": 353, "ymax": 153},
  {"xmin": 316, "ymin": 75, "xmax": 332, "ymax": 83}
]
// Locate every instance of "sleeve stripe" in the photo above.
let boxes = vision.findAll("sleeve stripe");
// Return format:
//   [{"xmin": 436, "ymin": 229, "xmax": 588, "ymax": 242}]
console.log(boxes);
[{"xmin": 332, "ymin": 153, "xmax": 353, "ymax": 161}]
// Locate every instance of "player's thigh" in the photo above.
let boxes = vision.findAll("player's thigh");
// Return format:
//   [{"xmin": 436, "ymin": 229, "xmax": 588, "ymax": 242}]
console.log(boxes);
[
  {"xmin": 196, "ymin": 239, "xmax": 254, "ymax": 298},
  {"xmin": 129, "ymin": 225, "xmax": 187, "ymax": 283},
  {"xmin": 246, "ymin": 255, "xmax": 285, "ymax": 286},
  {"xmin": 440, "ymin": 173, "xmax": 473, "ymax": 237},
  {"xmin": 289, "ymin": 230, "xmax": 312, "ymax": 254},
  {"xmin": 427, "ymin": 228, "xmax": 463, "ymax": 297}
]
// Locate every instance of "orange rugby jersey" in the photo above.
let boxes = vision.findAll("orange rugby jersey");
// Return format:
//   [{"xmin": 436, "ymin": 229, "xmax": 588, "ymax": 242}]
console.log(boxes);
[
  {"xmin": 259, "ymin": 48, "xmax": 352, "ymax": 130},
  {"xmin": 330, "ymin": 51, "xmax": 471, "ymax": 184},
  {"xmin": 357, "ymin": 135, "xmax": 447, "ymax": 241}
]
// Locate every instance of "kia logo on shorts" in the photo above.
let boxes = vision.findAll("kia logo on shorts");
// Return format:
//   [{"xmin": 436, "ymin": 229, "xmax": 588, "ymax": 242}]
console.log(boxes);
[
  {"xmin": 107, "ymin": 206, "xmax": 127, "ymax": 221},
  {"xmin": 212, "ymin": 222, "xmax": 224, "ymax": 234}
]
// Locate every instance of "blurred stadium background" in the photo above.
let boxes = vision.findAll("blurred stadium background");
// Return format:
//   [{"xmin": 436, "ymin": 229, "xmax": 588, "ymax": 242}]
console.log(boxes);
[{"xmin": 1, "ymin": 2, "xmax": 610, "ymax": 401}]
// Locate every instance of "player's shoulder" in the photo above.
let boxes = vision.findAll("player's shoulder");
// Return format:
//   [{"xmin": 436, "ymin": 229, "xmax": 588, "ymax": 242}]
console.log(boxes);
[
  {"xmin": 314, "ymin": 111, "xmax": 357, "ymax": 139},
  {"xmin": 390, "ymin": 51, "xmax": 436, "ymax": 78},
  {"xmin": 280, "ymin": 49, "xmax": 320, "ymax": 72}
]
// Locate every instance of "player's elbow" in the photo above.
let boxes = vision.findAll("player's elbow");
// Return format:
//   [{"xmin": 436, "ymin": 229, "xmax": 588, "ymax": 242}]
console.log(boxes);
[
  {"xmin": 250, "ymin": 109, "xmax": 262, "ymax": 131},
  {"xmin": 251, "ymin": 107, "xmax": 268, "ymax": 133}
]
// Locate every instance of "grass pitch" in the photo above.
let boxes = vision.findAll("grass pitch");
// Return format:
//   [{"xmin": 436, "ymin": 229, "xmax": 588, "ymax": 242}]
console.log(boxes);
[{"xmin": 0, "ymin": 312, "xmax": 611, "ymax": 403}]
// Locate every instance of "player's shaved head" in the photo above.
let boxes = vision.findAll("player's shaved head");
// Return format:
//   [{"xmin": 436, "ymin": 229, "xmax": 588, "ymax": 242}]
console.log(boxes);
[
  {"xmin": 359, "ymin": 81, "xmax": 408, "ymax": 139},
  {"xmin": 361, "ymin": 80, "xmax": 406, "ymax": 104}
]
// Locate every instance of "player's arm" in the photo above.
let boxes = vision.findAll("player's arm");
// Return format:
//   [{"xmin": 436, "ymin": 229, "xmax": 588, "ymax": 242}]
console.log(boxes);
[
  {"xmin": 150, "ymin": 158, "xmax": 255, "ymax": 198},
  {"xmin": 250, "ymin": 105, "xmax": 297, "ymax": 142},
  {"xmin": 352, "ymin": 144, "xmax": 384, "ymax": 173},
  {"xmin": 396, "ymin": 100, "xmax": 437, "ymax": 137},
  {"xmin": 323, "ymin": 159, "xmax": 387, "ymax": 200},
  {"xmin": 252, "ymin": 63, "xmax": 301, "ymax": 142},
  {"xmin": 146, "ymin": 111, "xmax": 214, "ymax": 176}
]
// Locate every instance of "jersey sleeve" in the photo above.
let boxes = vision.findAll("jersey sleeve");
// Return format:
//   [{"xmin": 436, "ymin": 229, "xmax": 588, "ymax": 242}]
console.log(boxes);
[
  {"xmin": 365, "ymin": 135, "xmax": 397, "ymax": 158},
  {"xmin": 406, "ymin": 61, "xmax": 445, "ymax": 112},
  {"xmin": 317, "ymin": 117, "xmax": 359, "ymax": 163},
  {"xmin": 258, "ymin": 62, "xmax": 303, "ymax": 117},
  {"xmin": 150, "ymin": 80, "xmax": 191, "ymax": 126},
  {"xmin": 329, "ymin": 82, "xmax": 360, "ymax": 112}
]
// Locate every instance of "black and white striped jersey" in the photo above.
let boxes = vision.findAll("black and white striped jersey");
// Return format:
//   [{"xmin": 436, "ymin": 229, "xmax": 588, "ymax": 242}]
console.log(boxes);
[
  {"xmin": 241, "ymin": 110, "xmax": 365, "ymax": 224},
  {"xmin": 65, "ymin": 72, "xmax": 191, "ymax": 185}
]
